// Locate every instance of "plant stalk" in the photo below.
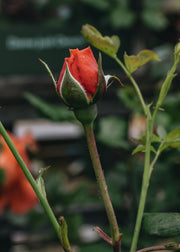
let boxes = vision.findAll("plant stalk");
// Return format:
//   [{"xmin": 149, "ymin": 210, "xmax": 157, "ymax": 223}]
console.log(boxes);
[
  {"xmin": 114, "ymin": 51, "xmax": 179, "ymax": 252},
  {"xmin": 113, "ymin": 55, "xmax": 153, "ymax": 252},
  {"xmin": 0, "ymin": 122, "xmax": 61, "ymax": 243},
  {"xmin": 130, "ymin": 111, "xmax": 153, "ymax": 252},
  {"xmin": 83, "ymin": 123, "xmax": 121, "ymax": 252},
  {"xmin": 129, "ymin": 57, "xmax": 178, "ymax": 251},
  {"xmin": 136, "ymin": 243, "xmax": 180, "ymax": 252}
]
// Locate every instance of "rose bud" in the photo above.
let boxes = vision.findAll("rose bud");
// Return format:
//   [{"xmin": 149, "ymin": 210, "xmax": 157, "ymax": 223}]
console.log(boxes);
[{"xmin": 57, "ymin": 46, "xmax": 106, "ymax": 109}]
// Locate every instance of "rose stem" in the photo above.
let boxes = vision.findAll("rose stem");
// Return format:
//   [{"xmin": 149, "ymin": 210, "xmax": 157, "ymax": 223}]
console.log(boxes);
[
  {"xmin": 83, "ymin": 123, "xmax": 121, "ymax": 252},
  {"xmin": 129, "ymin": 57, "xmax": 179, "ymax": 252}
]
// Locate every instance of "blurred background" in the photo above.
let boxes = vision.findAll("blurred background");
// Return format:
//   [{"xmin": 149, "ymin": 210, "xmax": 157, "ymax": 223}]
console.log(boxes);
[{"xmin": 0, "ymin": 0, "xmax": 180, "ymax": 252}]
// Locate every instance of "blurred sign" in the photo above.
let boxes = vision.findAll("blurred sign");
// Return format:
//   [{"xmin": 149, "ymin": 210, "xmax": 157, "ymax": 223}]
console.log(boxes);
[{"xmin": 0, "ymin": 23, "xmax": 86, "ymax": 76}]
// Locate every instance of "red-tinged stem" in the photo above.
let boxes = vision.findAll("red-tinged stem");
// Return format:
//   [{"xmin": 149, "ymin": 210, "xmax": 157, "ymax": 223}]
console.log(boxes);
[
  {"xmin": 94, "ymin": 226, "xmax": 112, "ymax": 245},
  {"xmin": 83, "ymin": 123, "xmax": 121, "ymax": 252},
  {"xmin": 136, "ymin": 244, "xmax": 180, "ymax": 252}
]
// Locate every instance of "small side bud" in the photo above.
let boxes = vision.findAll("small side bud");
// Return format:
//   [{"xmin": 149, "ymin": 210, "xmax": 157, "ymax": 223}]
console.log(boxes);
[
  {"xmin": 174, "ymin": 41, "xmax": 180, "ymax": 61},
  {"xmin": 59, "ymin": 216, "xmax": 71, "ymax": 252}
]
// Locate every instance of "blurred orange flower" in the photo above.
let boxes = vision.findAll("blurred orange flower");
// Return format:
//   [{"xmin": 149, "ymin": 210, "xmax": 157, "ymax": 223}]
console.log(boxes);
[{"xmin": 0, "ymin": 132, "xmax": 38, "ymax": 214}]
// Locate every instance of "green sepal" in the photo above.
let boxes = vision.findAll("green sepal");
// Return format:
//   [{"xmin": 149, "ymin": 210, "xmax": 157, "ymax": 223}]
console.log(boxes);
[
  {"xmin": 106, "ymin": 75, "xmax": 124, "ymax": 88},
  {"xmin": 124, "ymin": 50, "xmax": 160, "ymax": 74},
  {"xmin": 81, "ymin": 24, "xmax": 120, "ymax": 58},
  {"xmin": 74, "ymin": 104, "xmax": 97, "ymax": 125},
  {"xmin": 92, "ymin": 53, "xmax": 106, "ymax": 103},
  {"xmin": 39, "ymin": 58, "xmax": 57, "ymax": 91},
  {"xmin": 60, "ymin": 63, "xmax": 89, "ymax": 109}
]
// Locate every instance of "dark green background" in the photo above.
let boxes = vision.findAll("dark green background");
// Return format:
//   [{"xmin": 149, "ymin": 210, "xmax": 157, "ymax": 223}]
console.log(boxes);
[{"xmin": 0, "ymin": 23, "xmax": 86, "ymax": 76}]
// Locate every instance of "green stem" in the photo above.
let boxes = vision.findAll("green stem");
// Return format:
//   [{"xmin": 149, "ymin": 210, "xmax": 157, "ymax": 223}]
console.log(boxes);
[
  {"xmin": 114, "ymin": 56, "xmax": 147, "ymax": 116},
  {"xmin": 83, "ymin": 123, "xmax": 121, "ymax": 252},
  {"xmin": 130, "ymin": 110, "xmax": 153, "ymax": 252},
  {"xmin": 114, "ymin": 52, "xmax": 179, "ymax": 252},
  {"xmin": 112, "ymin": 55, "xmax": 152, "ymax": 252},
  {"xmin": 0, "ymin": 122, "xmax": 61, "ymax": 242},
  {"xmin": 148, "ymin": 141, "xmax": 163, "ymax": 179},
  {"xmin": 129, "ymin": 57, "xmax": 179, "ymax": 251}
]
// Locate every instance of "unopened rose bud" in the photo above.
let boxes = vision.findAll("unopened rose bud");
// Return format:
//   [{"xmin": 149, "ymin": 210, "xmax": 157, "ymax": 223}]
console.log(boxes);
[{"xmin": 57, "ymin": 46, "xmax": 106, "ymax": 109}]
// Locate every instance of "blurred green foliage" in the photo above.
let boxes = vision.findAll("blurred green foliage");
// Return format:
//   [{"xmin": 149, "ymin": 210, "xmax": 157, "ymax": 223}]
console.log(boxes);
[
  {"xmin": 0, "ymin": 0, "xmax": 170, "ymax": 32},
  {"xmin": 0, "ymin": 0, "xmax": 180, "ymax": 251}
]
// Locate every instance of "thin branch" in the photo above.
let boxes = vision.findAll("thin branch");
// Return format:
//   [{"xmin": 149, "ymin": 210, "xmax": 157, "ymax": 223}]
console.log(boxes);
[{"xmin": 136, "ymin": 243, "xmax": 180, "ymax": 252}]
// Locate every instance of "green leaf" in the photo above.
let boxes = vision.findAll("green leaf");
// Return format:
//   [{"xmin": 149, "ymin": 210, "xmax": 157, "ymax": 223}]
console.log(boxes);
[
  {"xmin": 132, "ymin": 144, "xmax": 145, "ymax": 155},
  {"xmin": 138, "ymin": 134, "xmax": 161, "ymax": 144},
  {"xmin": 160, "ymin": 127, "xmax": 180, "ymax": 152},
  {"xmin": 24, "ymin": 93, "xmax": 76, "ymax": 122},
  {"xmin": 138, "ymin": 50, "xmax": 160, "ymax": 64},
  {"xmin": 152, "ymin": 134, "xmax": 161, "ymax": 143},
  {"xmin": 132, "ymin": 144, "xmax": 156, "ymax": 155},
  {"xmin": 81, "ymin": 24, "xmax": 120, "ymax": 58},
  {"xmin": 143, "ymin": 213, "xmax": 180, "ymax": 237},
  {"xmin": 124, "ymin": 50, "xmax": 160, "ymax": 73},
  {"xmin": 124, "ymin": 53, "xmax": 142, "ymax": 74}
]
